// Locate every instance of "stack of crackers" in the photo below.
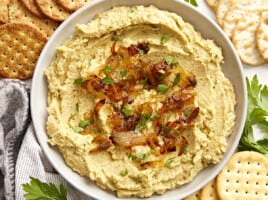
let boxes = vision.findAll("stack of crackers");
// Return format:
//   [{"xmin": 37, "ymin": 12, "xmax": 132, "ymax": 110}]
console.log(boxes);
[
  {"xmin": 0, "ymin": 0, "xmax": 92, "ymax": 80},
  {"xmin": 184, "ymin": 151, "xmax": 268, "ymax": 200},
  {"xmin": 206, "ymin": 0, "xmax": 268, "ymax": 66}
]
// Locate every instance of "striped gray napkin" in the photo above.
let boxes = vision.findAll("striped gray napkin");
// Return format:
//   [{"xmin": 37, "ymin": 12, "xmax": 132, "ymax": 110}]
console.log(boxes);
[{"xmin": 0, "ymin": 79, "xmax": 92, "ymax": 200}]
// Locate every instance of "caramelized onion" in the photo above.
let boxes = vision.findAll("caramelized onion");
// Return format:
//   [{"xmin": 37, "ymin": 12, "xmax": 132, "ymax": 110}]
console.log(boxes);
[{"xmin": 111, "ymin": 131, "xmax": 147, "ymax": 147}]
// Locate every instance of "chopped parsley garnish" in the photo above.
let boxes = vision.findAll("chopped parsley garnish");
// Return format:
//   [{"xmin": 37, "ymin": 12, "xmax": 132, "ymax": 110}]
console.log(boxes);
[
  {"xmin": 79, "ymin": 120, "xmax": 90, "ymax": 128},
  {"xmin": 111, "ymin": 35, "xmax": 117, "ymax": 41},
  {"xmin": 122, "ymin": 104, "xmax": 132, "ymax": 117},
  {"xmin": 138, "ymin": 49, "xmax": 144, "ymax": 55},
  {"xmin": 127, "ymin": 152, "xmax": 149, "ymax": 160},
  {"xmin": 157, "ymin": 84, "xmax": 169, "ymax": 94},
  {"xmin": 73, "ymin": 126, "xmax": 83, "ymax": 133},
  {"xmin": 165, "ymin": 157, "xmax": 176, "ymax": 166},
  {"xmin": 173, "ymin": 73, "xmax": 181, "ymax": 87},
  {"xmin": 165, "ymin": 55, "xmax": 175, "ymax": 65},
  {"xmin": 134, "ymin": 113, "xmax": 151, "ymax": 133},
  {"xmin": 160, "ymin": 36, "xmax": 168, "ymax": 44},
  {"xmin": 120, "ymin": 169, "xmax": 128, "ymax": 176},
  {"xmin": 102, "ymin": 77, "xmax": 114, "ymax": 84},
  {"xmin": 104, "ymin": 65, "xmax": 112, "ymax": 74},
  {"xmin": 162, "ymin": 125, "xmax": 171, "ymax": 134},
  {"xmin": 184, "ymin": 0, "xmax": 198, "ymax": 7},
  {"xmin": 150, "ymin": 114, "xmax": 158, "ymax": 121},
  {"xmin": 120, "ymin": 69, "xmax": 127, "ymax": 77},
  {"xmin": 73, "ymin": 78, "xmax": 84, "ymax": 86}
]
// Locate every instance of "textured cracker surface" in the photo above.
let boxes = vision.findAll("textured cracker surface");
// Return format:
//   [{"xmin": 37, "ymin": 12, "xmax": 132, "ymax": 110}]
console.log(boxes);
[
  {"xmin": 232, "ymin": 11, "xmax": 266, "ymax": 65},
  {"xmin": 216, "ymin": 151, "xmax": 268, "ymax": 200},
  {"xmin": 21, "ymin": 0, "xmax": 44, "ymax": 17},
  {"xmin": 0, "ymin": 23, "xmax": 47, "ymax": 79},
  {"xmin": 200, "ymin": 179, "xmax": 219, "ymax": 200},
  {"xmin": 56, "ymin": 0, "xmax": 92, "ymax": 11},
  {"xmin": 257, "ymin": 11, "xmax": 268, "ymax": 60}
]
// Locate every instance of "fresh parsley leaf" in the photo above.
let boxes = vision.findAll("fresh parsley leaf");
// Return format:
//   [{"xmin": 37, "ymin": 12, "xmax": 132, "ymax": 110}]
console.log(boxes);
[
  {"xmin": 73, "ymin": 78, "xmax": 84, "ymax": 86},
  {"xmin": 120, "ymin": 169, "xmax": 128, "ymax": 176},
  {"xmin": 184, "ymin": 0, "xmax": 198, "ymax": 7},
  {"xmin": 157, "ymin": 84, "xmax": 169, "ymax": 94},
  {"xmin": 22, "ymin": 177, "xmax": 67, "ymax": 200},
  {"xmin": 79, "ymin": 120, "xmax": 90, "ymax": 128},
  {"xmin": 160, "ymin": 36, "xmax": 168, "ymax": 44},
  {"xmin": 239, "ymin": 75, "xmax": 268, "ymax": 154},
  {"xmin": 104, "ymin": 65, "xmax": 112, "ymax": 74},
  {"xmin": 122, "ymin": 104, "xmax": 132, "ymax": 117},
  {"xmin": 134, "ymin": 113, "xmax": 151, "ymax": 133},
  {"xmin": 165, "ymin": 157, "xmax": 176, "ymax": 166},
  {"xmin": 120, "ymin": 70, "xmax": 127, "ymax": 77},
  {"xmin": 165, "ymin": 55, "xmax": 174, "ymax": 65},
  {"xmin": 102, "ymin": 77, "xmax": 114, "ymax": 84},
  {"xmin": 172, "ymin": 73, "xmax": 181, "ymax": 87}
]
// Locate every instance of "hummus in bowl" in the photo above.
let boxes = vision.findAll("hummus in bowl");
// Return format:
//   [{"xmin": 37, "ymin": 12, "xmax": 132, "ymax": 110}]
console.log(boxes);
[{"xmin": 31, "ymin": 1, "xmax": 246, "ymax": 199}]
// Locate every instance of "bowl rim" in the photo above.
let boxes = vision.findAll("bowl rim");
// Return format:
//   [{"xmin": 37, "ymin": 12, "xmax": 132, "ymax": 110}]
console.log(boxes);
[{"xmin": 31, "ymin": 0, "xmax": 247, "ymax": 199}]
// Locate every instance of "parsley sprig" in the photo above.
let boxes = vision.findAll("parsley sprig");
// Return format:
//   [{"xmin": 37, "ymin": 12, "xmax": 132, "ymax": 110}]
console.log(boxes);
[
  {"xmin": 22, "ymin": 177, "xmax": 67, "ymax": 200},
  {"xmin": 184, "ymin": 0, "xmax": 198, "ymax": 7},
  {"xmin": 239, "ymin": 75, "xmax": 268, "ymax": 154}
]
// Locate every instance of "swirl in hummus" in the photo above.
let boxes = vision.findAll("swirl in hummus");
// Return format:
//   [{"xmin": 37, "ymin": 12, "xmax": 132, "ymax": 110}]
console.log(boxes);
[{"xmin": 45, "ymin": 6, "xmax": 236, "ymax": 198}]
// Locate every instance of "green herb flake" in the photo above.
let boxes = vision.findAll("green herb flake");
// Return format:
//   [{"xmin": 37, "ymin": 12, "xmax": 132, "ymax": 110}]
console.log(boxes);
[
  {"xmin": 184, "ymin": 0, "xmax": 198, "ymax": 7},
  {"xmin": 134, "ymin": 113, "xmax": 151, "ymax": 133},
  {"xmin": 162, "ymin": 125, "xmax": 171, "ymax": 134},
  {"xmin": 150, "ymin": 114, "xmax": 158, "ymax": 121},
  {"xmin": 79, "ymin": 120, "xmax": 90, "ymax": 128},
  {"xmin": 160, "ymin": 36, "xmax": 168, "ymax": 44},
  {"xmin": 75, "ymin": 102, "xmax": 80, "ymax": 112},
  {"xmin": 111, "ymin": 35, "xmax": 118, "ymax": 41},
  {"xmin": 165, "ymin": 55, "xmax": 174, "ymax": 65},
  {"xmin": 102, "ymin": 77, "xmax": 114, "ymax": 84},
  {"xmin": 104, "ymin": 65, "xmax": 112, "ymax": 74},
  {"xmin": 73, "ymin": 126, "xmax": 83, "ymax": 133},
  {"xmin": 120, "ymin": 169, "xmax": 128, "ymax": 177},
  {"xmin": 122, "ymin": 104, "xmax": 132, "ymax": 117},
  {"xmin": 165, "ymin": 157, "xmax": 176, "ymax": 166},
  {"xmin": 73, "ymin": 78, "xmax": 84, "ymax": 86},
  {"xmin": 120, "ymin": 69, "xmax": 127, "ymax": 77},
  {"xmin": 157, "ymin": 84, "xmax": 169, "ymax": 94},
  {"xmin": 22, "ymin": 177, "xmax": 67, "ymax": 200},
  {"xmin": 138, "ymin": 49, "xmax": 144, "ymax": 55},
  {"xmin": 173, "ymin": 73, "xmax": 181, "ymax": 87}
]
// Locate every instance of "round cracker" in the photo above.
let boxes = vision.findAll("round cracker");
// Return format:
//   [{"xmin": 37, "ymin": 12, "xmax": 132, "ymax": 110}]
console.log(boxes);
[
  {"xmin": 216, "ymin": 151, "xmax": 268, "ymax": 200},
  {"xmin": 205, "ymin": 0, "xmax": 218, "ymax": 11},
  {"xmin": 21, "ymin": 0, "xmax": 44, "ymax": 18},
  {"xmin": 8, "ymin": 0, "xmax": 60, "ymax": 39},
  {"xmin": 257, "ymin": 11, "xmax": 268, "ymax": 61},
  {"xmin": 35, "ymin": 0, "xmax": 72, "ymax": 22},
  {"xmin": 55, "ymin": 0, "xmax": 92, "ymax": 12},
  {"xmin": 183, "ymin": 191, "xmax": 200, "ymax": 200},
  {"xmin": 223, "ymin": 1, "xmax": 268, "ymax": 38},
  {"xmin": 216, "ymin": 0, "xmax": 232, "ymax": 27},
  {"xmin": 0, "ymin": 0, "xmax": 9, "ymax": 24},
  {"xmin": 232, "ymin": 10, "xmax": 266, "ymax": 65},
  {"xmin": 0, "ymin": 23, "xmax": 47, "ymax": 79},
  {"xmin": 199, "ymin": 179, "xmax": 219, "ymax": 200}
]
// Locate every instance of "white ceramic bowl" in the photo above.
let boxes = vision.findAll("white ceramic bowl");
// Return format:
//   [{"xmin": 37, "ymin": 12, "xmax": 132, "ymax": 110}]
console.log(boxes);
[{"xmin": 31, "ymin": 0, "xmax": 247, "ymax": 199}]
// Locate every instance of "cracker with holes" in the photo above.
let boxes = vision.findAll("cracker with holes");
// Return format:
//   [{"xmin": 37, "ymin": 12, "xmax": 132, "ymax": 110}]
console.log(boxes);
[
  {"xmin": 0, "ymin": 0, "xmax": 9, "ymax": 24},
  {"xmin": 232, "ymin": 10, "xmax": 266, "ymax": 65},
  {"xmin": 216, "ymin": 0, "xmax": 232, "ymax": 27},
  {"xmin": 0, "ymin": 23, "xmax": 47, "ymax": 79},
  {"xmin": 35, "ymin": 0, "xmax": 72, "ymax": 22},
  {"xmin": 183, "ymin": 191, "xmax": 200, "ymax": 200},
  {"xmin": 223, "ymin": 1, "xmax": 268, "ymax": 39},
  {"xmin": 21, "ymin": 0, "xmax": 44, "ymax": 18},
  {"xmin": 55, "ymin": 0, "xmax": 92, "ymax": 12},
  {"xmin": 8, "ymin": 0, "xmax": 60, "ymax": 39},
  {"xmin": 216, "ymin": 151, "xmax": 268, "ymax": 200},
  {"xmin": 257, "ymin": 11, "xmax": 268, "ymax": 61},
  {"xmin": 205, "ymin": 0, "xmax": 218, "ymax": 11},
  {"xmin": 200, "ymin": 179, "xmax": 219, "ymax": 200}
]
